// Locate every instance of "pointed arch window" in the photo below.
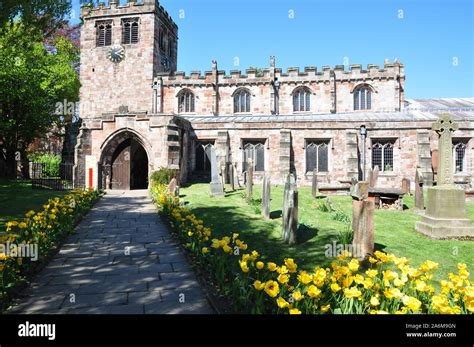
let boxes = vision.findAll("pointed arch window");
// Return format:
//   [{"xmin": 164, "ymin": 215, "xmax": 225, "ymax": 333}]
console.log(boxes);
[
  {"xmin": 354, "ymin": 85, "xmax": 373, "ymax": 111},
  {"xmin": 234, "ymin": 89, "xmax": 251, "ymax": 113},
  {"xmin": 293, "ymin": 87, "xmax": 311, "ymax": 112},
  {"xmin": 243, "ymin": 141, "xmax": 265, "ymax": 172},
  {"xmin": 372, "ymin": 140, "xmax": 394, "ymax": 172},
  {"xmin": 306, "ymin": 140, "xmax": 329, "ymax": 172},
  {"xmin": 195, "ymin": 141, "xmax": 214, "ymax": 172},
  {"xmin": 178, "ymin": 90, "xmax": 195, "ymax": 113}
]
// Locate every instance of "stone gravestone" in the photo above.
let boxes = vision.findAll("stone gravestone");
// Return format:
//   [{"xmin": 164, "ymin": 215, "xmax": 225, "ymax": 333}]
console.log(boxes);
[
  {"xmin": 220, "ymin": 163, "xmax": 226, "ymax": 188},
  {"xmin": 167, "ymin": 178, "xmax": 178, "ymax": 196},
  {"xmin": 349, "ymin": 177, "xmax": 358, "ymax": 195},
  {"xmin": 402, "ymin": 177, "xmax": 411, "ymax": 195},
  {"xmin": 233, "ymin": 162, "xmax": 241, "ymax": 188},
  {"xmin": 261, "ymin": 173, "xmax": 271, "ymax": 219},
  {"xmin": 246, "ymin": 159, "xmax": 254, "ymax": 202},
  {"xmin": 368, "ymin": 166, "xmax": 379, "ymax": 188},
  {"xmin": 227, "ymin": 162, "xmax": 235, "ymax": 191},
  {"xmin": 208, "ymin": 147, "xmax": 224, "ymax": 197},
  {"xmin": 351, "ymin": 181, "xmax": 375, "ymax": 260},
  {"xmin": 415, "ymin": 114, "xmax": 474, "ymax": 239},
  {"xmin": 414, "ymin": 168, "xmax": 424, "ymax": 210},
  {"xmin": 282, "ymin": 174, "xmax": 298, "ymax": 245},
  {"xmin": 312, "ymin": 169, "xmax": 319, "ymax": 198}
]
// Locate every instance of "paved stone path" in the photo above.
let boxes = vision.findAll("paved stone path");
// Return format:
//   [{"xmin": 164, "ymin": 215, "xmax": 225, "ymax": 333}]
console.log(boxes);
[{"xmin": 8, "ymin": 190, "xmax": 214, "ymax": 314}]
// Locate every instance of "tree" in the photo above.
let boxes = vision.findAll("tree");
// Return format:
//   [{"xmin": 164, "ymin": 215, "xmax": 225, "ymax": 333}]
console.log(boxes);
[
  {"xmin": 0, "ymin": 0, "xmax": 72, "ymax": 38},
  {"xmin": 0, "ymin": 22, "xmax": 80, "ymax": 178}
]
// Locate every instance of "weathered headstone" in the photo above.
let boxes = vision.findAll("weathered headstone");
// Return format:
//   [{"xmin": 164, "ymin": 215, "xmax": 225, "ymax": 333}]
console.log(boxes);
[
  {"xmin": 234, "ymin": 162, "xmax": 241, "ymax": 188},
  {"xmin": 351, "ymin": 181, "xmax": 375, "ymax": 260},
  {"xmin": 349, "ymin": 177, "xmax": 358, "ymax": 195},
  {"xmin": 167, "ymin": 178, "xmax": 178, "ymax": 196},
  {"xmin": 368, "ymin": 166, "xmax": 379, "ymax": 188},
  {"xmin": 220, "ymin": 163, "xmax": 226, "ymax": 188},
  {"xmin": 246, "ymin": 159, "xmax": 253, "ymax": 202},
  {"xmin": 208, "ymin": 147, "xmax": 224, "ymax": 197},
  {"xmin": 414, "ymin": 168, "xmax": 424, "ymax": 210},
  {"xmin": 282, "ymin": 174, "xmax": 298, "ymax": 245},
  {"xmin": 415, "ymin": 114, "xmax": 474, "ymax": 239},
  {"xmin": 312, "ymin": 169, "xmax": 319, "ymax": 198},
  {"xmin": 228, "ymin": 162, "xmax": 235, "ymax": 191},
  {"xmin": 402, "ymin": 177, "xmax": 411, "ymax": 195},
  {"xmin": 261, "ymin": 173, "xmax": 271, "ymax": 219}
]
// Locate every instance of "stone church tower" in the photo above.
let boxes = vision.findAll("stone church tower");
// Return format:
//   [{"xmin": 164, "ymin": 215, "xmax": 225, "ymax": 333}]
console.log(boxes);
[{"xmin": 75, "ymin": 0, "xmax": 190, "ymax": 189}]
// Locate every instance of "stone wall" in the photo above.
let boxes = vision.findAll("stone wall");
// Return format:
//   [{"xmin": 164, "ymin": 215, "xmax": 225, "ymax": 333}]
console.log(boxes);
[
  {"xmin": 187, "ymin": 118, "xmax": 474, "ymax": 190},
  {"xmin": 156, "ymin": 59, "xmax": 405, "ymax": 116}
]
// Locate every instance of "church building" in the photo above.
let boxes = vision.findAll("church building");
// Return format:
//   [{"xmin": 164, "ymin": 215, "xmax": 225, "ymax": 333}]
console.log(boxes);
[{"xmin": 74, "ymin": 0, "xmax": 474, "ymax": 193}]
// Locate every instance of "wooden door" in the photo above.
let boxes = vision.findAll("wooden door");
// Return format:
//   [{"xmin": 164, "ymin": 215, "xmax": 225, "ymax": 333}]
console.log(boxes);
[{"xmin": 111, "ymin": 140, "xmax": 131, "ymax": 190}]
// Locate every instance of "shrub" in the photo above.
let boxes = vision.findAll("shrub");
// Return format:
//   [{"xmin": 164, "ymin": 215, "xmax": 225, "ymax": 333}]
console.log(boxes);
[
  {"xmin": 29, "ymin": 153, "xmax": 61, "ymax": 178},
  {"xmin": 150, "ymin": 168, "xmax": 178, "ymax": 186}
]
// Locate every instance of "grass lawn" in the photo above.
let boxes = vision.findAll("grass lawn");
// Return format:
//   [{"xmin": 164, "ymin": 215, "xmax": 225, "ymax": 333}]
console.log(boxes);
[
  {"xmin": 181, "ymin": 183, "xmax": 474, "ymax": 284},
  {"xmin": 0, "ymin": 180, "xmax": 67, "ymax": 230}
]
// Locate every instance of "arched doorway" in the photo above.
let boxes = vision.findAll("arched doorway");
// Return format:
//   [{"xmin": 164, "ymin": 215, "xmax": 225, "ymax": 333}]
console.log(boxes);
[{"xmin": 100, "ymin": 130, "xmax": 151, "ymax": 190}]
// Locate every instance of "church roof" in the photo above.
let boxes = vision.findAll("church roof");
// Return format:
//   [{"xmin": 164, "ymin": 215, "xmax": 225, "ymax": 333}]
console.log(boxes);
[{"xmin": 183, "ymin": 98, "xmax": 474, "ymax": 124}]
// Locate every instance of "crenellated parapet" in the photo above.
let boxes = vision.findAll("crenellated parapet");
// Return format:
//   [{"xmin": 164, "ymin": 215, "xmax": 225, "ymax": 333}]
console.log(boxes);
[
  {"xmin": 151, "ymin": 57, "xmax": 405, "ymax": 115},
  {"xmin": 156, "ymin": 60, "xmax": 404, "ymax": 87},
  {"xmin": 80, "ymin": 0, "xmax": 177, "ymax": 31}
]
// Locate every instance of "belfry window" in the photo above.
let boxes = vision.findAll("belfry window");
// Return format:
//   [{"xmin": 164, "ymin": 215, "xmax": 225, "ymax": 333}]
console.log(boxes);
[
  {"xmin": 354, "ymin": 85, "xmax": 372, "ymax": 111},
  {"xmin": 372, "ymin": 140, "xmax": 394, "ymax": 172},
  {"xmin": 122, "ymin": 18, "xmax": 139, "ymax": 44},
  {"xmin": 96, "ymin": 21, "xmax": 112, "ymax": 47},
  {"xmin": 178, "ymin": 90, "xmax": 195, "ymax": 113},
  {"xmin": 293, "ymin": 87, "xmax": 311, "ymax": 112},
  {"xmin": 234, "ymin": 89, "xmax": 251, "ymax": 113}
]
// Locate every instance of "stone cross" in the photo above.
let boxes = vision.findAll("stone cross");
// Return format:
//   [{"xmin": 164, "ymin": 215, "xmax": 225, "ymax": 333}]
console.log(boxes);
[
  {"xmin": 261, "ymin": 173, "xmax": 271, "ymax": 219},
  {"xmin": 312, "ymin": 169, "xmax": 319, "ymax": 198},
  {"xmin": 414, "ymin": 168, "xmax": 424, "ymax": 210},
  {"xmin": 208, "ymin": 147, "xmax": 224, "ymax": 197},
  {"xmin": 246, "ymin": 159, "xmax": 254, "ymax": 202},
  {"xmin": 432, "ymin": 114, "xmax": 459, "ymax": 186}
]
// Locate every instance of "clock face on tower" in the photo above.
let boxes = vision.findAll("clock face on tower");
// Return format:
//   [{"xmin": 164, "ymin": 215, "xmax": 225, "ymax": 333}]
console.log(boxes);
[{"xmin": 107, "ymin": 44, "xmax": 125, "ymax": 63}]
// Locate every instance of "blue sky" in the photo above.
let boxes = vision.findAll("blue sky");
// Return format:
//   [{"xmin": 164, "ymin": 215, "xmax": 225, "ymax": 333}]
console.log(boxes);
[{"xmin": 71, "ymin": 0, "xmax": 473, "ymax": 99}]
